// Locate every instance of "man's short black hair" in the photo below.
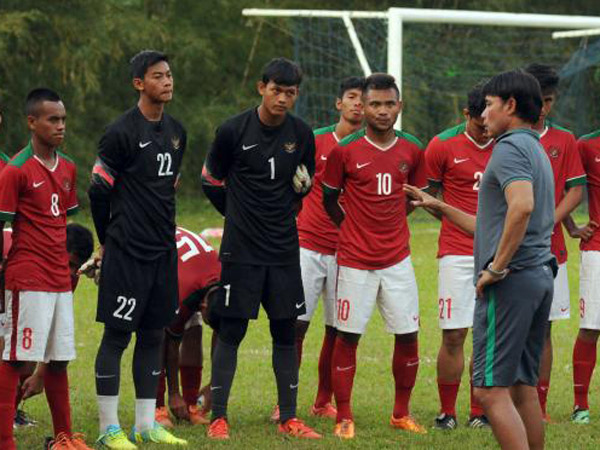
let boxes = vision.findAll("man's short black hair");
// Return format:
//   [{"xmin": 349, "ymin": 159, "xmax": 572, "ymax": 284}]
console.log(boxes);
[
  {"xmin": 467, "ymin": 82, "xmax": 486, "ymax": 118},
  {"xmin": 261, "ymin": 57, "xmax": 303, "ymax": 86},
  {"xmin": 66, "ymin": 223, "xmax": 94, "ymax": 263},
  {"xmin": 338, "ymin": 76, "xmax": 365, "ymax": 99},
  {"xmin": 25, "ymin": 88, "xmax": 61, "ymax": 116},
  {"xmin": 524, "ymin": 63, "xmax": 559, "ymax": 95},
  {"xmin": 482, "ymin": 70, "xmax": 542, "ymax": 125},
  {"xmin": 130, "ymin": 50, "xmax": 169, "ymax": 79},
  {"xmin": 363, "ymin": 73, "xmax": 400, "ymax": 99}
]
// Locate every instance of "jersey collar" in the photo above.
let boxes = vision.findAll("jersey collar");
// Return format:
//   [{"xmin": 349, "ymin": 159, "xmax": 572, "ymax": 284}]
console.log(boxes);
[
  {"xmin": 364, "ymin": 134, "xmax": 398, "ymax": 152},
  {"xmin": 463, "ymin": 131, "xmax": 493, "ymax": 150}
]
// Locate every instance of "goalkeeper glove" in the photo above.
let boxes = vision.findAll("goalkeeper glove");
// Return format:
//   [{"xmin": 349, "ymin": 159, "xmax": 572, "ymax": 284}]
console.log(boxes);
[{"xmin": 292, "ymin": 164, "xmax": 312, "ymax": 194}]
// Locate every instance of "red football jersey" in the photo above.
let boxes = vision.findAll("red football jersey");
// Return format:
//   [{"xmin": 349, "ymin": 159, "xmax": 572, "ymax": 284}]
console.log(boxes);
[
  {"xmin": 578, "ymin": 131, "xmax": 600, "ymax": 252},
  {"xmin": 176, "ymin": 227, "xmax": 221, "ymax": 305},
  {"xmin": 540, "ymin": 123, "xmax": 586, "ymax": 264},
  {"xmin": 425, "ymin": 123, "xmax": 493, "ymax": 258},
  {"xmin": 0, "ymin": 143, "xmax": 78, "ymax": 292},
  {"xmin": 323, "ymin": 129, "xmax": 427, "ymax": 270},
  {"xmin": 297, "ymin": 124, "xmax": 340, "ymax": 255}
]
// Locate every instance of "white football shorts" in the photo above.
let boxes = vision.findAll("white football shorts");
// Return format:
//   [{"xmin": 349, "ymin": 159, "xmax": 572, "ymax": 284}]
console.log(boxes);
[
  {"xmin": 2, "ymin": 290, "xmax": 76, "ymax": 362},
  {"xmin": 579, "ymin": 251, "xmax": 600, "ymax": 330},
  {"xmin": 549, "ymin": 262, "xmax": 570, "ymax": 321},
  {"xmin": 297, "ymin": 247, "xmax": 337, "ymax": 327},
  {"xmin": 334, "ymin": 256, "xmax": 419, "ymax": 335},
  {"xmin": 438, "ymin": 255, "xmax": 476, "ymax": 329}
]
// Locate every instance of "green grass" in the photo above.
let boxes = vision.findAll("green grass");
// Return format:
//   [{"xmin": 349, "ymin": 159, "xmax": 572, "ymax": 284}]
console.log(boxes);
[{"xmin": 14, "ymin": 206, "xmax": 600, "ymax": 449}]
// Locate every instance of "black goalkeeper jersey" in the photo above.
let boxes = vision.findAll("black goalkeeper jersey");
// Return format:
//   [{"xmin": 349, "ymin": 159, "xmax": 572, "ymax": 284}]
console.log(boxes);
[
  {"xmin": 206, "ymin": 108, "xmax": 315, "ymax": 265},
  {"xmin": 98, "ymin": 106, "xmax": 186, "ymax": 260}
]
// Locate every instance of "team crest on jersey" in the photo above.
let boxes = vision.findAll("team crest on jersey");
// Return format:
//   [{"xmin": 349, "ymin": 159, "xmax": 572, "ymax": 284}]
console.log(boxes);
[
  {"xmin": 171, "ymin": 136, "xmax": 181, "ymax": 151},
  {"xmin": 283, "ymin": 142, "xmax": 297, "ymax": 153},
  {"xmin": 62, "ymin": 179, "xmax": 72, "ymax": 191},
  {"xmin": 399, "ymin": 162, "xmax": 409, "ymax": 173},
  {"xmin": 548, "ymin": 146, "xmax": 560, "ymax": 158}
]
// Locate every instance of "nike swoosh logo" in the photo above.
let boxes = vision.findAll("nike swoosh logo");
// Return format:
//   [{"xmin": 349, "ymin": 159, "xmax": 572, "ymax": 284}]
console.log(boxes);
[
  {"xmin": 356, "ymin": 162, "xmax": 371, "ymax": 169},
  {"xmin": 242, "ymin": 144, "xmax": 258, "ymax": 151},
  {"xmin": 33, "ymin": 181, "xmax": 45, "ymax": 188},
  {"xmin": 336, "ymin": 365, "xmax": 355, "ymax": 372},
  {"xmin": 321, "ymin": 155, "xmax": 327, "ymax": 161},
  {"xmin": 95, "ymin": 373, "xmax": 116, "ymax": 379},
  {"xmin": 454, "ymin": 158, "xmax": 469, "ymax": 164},
  {"xmin": 295, "ymin": 302, "xmax": 305, "ymax": 309},
  {"xmin": 560, "ymin": 307, "xmax": 569, "ymax": 313},
  {"xmin": 152, "ymin": 370, "xmax": 162, "ymax": 376},
  {"xmin": 406, "ymin": 361, "xmax": 419, "ymax": 367},
  {"xmin": 413, "ymin": 315, "xmax": 419, "ymax": 321},
  {"xmin": 139, "ymin": 141, "xmax": 152, "ymax": 148},
  {"xmin": 289, "ymin": 383, "xmax": 299, "ymax": 389},
  {"xmin": 211, "ymin": 386, "xmax": 223, "ymax": 391}
]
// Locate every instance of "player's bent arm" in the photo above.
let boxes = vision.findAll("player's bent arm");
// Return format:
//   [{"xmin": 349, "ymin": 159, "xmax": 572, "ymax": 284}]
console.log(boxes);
[
  {"xmin": 422, "ymin": 185, "xmax": 443, "ymax": 221},
  {"xmin": 201, "ymin": 164, "xmax": 226, "ymax": 216},
  {"xmin": 88, "ymin": 157, "xmax": 118, "ymax": 245},
  {"xmin": 563, "ymin": 214, "xmax": 598, "ymax": 241},
  {"xmin": 555, "ymin": 185, "xmax": 583, "ymax": 224},
  {"xmin": 490, "ymin": 180, "xmax": 534, "ymax": 272},
  {"xmin": 322, "ymin": 184, "xmax": 344, "ymax": 227}
]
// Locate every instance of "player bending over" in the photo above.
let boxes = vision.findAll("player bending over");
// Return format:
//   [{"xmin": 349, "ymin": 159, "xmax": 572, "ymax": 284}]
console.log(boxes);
[
  {"xmin": 0, "ymin": 89, "xmax": 93, "ymax": 450},
  {"xmin": 294, "ymin": 76, "xmax": 364, "ymax": 421},
  {"xmin": 202, "ymin": 57, "xmax": 321, "ymax": 440},
  {"xmin": 322, "ymin": 73, "xmax": 428, "ymax": 439}
]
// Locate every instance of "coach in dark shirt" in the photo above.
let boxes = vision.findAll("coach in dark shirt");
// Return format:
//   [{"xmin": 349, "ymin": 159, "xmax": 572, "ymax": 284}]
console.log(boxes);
[{"xmin": 202, "ymin": 57, "xmax": 321, "ymax": 440}]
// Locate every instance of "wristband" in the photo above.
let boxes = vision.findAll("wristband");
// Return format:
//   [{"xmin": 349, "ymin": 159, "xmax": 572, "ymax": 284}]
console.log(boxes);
[{"xmin": 486, "ymin": 262, "xmax": 509, "ymax": 280}]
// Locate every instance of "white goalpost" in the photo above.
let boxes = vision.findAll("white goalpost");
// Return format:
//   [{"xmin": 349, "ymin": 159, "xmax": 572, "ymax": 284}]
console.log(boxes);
[{"xmin": 242, "ymin": 7, "xmax": 600, "ymax": 128}]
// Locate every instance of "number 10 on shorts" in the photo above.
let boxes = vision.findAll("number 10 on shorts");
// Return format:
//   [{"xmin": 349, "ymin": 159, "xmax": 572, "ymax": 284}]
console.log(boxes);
[{"xmin": 337, "ymin": 298, "xmax": 350, "ymax": 322}]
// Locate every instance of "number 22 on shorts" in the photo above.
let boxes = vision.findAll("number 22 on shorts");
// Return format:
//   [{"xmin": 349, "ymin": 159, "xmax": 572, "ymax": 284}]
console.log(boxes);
[{"xmin": 113, "ymin": 295, "xmax": 136, "ymax": 321}]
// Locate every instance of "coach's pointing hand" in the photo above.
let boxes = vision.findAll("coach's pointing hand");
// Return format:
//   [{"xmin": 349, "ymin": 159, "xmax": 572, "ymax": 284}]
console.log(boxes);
[{"xmin": 403, "ymin": 184, "xmax": 441, "ymax": 210}]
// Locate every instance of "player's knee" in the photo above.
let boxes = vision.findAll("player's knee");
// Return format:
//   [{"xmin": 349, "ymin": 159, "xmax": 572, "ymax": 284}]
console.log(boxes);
[
  {"xmin": 442, "ymin": 328, "xmax": 468, "ymax": 349},
  {"xmin": 337, "ymin": 330, "xmax": 361, "ymax": 344},
  {"xmin": 395, "ymin": 331, "xmax": 418, "ymax": 344},
  {"xmin": 136, "ymin": 328, "xmax": 164, "ymax": 349},
  {"xmin": 101, "ymin": 326, "xmax": 133, "ymax": 353},
  {"xmin": 47, "ymin": 360, "xmax": 69, "ymax": 372},
  {"xmin": 295, "ymin": 319, "xmax": 310, "ymax": 340},
  {"xmin": 218, "ymin": 317, "xmax": 249, "ymax": 346},
  {"xmin": 578, "ymin": 328, "xmax": 600, "ymax": 342},
  {"xmin": 270, "ymin": 318, "xmax": 296, "ymax": 346}
]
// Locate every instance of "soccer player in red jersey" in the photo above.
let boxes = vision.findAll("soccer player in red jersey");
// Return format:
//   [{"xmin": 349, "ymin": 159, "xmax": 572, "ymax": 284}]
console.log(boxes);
[
  {"xmin": 563, "ymin": 131, "xmax": 600, "ymax": 424},
  {"xmin": 295, "ymin": 76, "xmax": 364, "ymax": 420},
  {"xmin": 154, "ymin": 227, "xmax": 220, "ymax": 428},
  {"xmin": 0, "ymin": 89, "xmax": 93, "ymax": 450},
  {"xmin": 525, "ymin": 64, "xmax": 586, "ymax": 421},
  {"xmin": 323, "ymin": 73, "xmax": 428, "ymax": 438},
  {"xmin": 425, "ymin": 84, "xmax": 494, "ymax": 430}
]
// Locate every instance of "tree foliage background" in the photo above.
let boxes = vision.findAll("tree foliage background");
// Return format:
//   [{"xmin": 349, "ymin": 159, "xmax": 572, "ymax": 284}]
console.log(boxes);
[{"xmin": 1, "ymin": 0, "xmax": 600, "ymax": 204}]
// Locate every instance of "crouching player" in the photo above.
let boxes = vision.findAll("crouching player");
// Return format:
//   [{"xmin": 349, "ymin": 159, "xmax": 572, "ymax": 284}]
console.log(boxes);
[{"xmin": 0, "ymin": 89, "xmax": 93, "ymax": 450}]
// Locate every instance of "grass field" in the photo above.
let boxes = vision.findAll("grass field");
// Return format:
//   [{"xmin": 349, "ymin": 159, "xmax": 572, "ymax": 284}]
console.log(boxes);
[{"xmin": 12, "ymin": 201, "xmax": 600, "ymax": 449}]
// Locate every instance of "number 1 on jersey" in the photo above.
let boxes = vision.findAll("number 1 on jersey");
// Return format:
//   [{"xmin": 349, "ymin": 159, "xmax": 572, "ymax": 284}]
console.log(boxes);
[{"xmin": 268, "ymin": 157, "xmax": 275, "ymax": 180}]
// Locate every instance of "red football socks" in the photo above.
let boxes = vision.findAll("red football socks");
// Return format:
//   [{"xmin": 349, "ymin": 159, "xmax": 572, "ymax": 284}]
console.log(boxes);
[
  {"xmin": 537, "ymin": 379, "xmax": 550, "ymax": 416},
  {"xmin": 470, "ymin": 379, "xmax": 484, "ymax": 417},
  {"xmin": 0, "ymin": 363, "xmax": 19, "ymax": 450},
  {"xmin": 392, "ymin": 339, "xmax": 419, "ymax": 419},
  {"xmin": 331, "ymin": 337, "xmax": 358, "ymax": 422},
  {"xmin": 438, "ymin": 379, "xmax": 460, "ymax": 416},
  {"xmin": 156, "ymin": 371, "xmax": 166, "ymax": 408},
  {"xmin": 314, "ymin": 329, "xmax": 336, "ymax": 408},
  {"xmin": 44, "ymin": 368, "xmax": 72, "ymax": 437},
  {"xmin": 573, "ymin": 337, "xmax": 597, "ymax": 410},
  {"xmin": 180, "ymin": 365, "xmax": 202, "ymax": 407}
]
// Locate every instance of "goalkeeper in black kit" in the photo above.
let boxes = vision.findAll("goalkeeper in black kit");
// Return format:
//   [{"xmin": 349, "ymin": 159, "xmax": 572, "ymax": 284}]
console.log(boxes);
[{"xmin": 201, "ymin": 57, "xmax": 320, "ymax": 440}]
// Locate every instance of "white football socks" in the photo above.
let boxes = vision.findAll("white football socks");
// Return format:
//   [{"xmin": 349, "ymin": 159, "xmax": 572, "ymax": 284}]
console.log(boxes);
[
  {"xmin": 135, "ymin": 398, "xmax": 156, "ymax": 433},
  {"xmin": 97, "ymin": 395, "xmax": 120, "ymax": 433}
]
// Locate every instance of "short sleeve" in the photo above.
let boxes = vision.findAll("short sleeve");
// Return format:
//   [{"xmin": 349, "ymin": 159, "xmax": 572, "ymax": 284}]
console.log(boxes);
[
  {"xmin": 66, "ymin": 165, "xmax": 79, "ymax": 217},
  {"xmin": 564, "ymin": 134, "xmax": 586, "ymax": 189},
  {"xmin": 0, "ymin": 165, "xmax": 24, "ymax": 222},
  {"xmin": 424, "ymin": 137, "xmax": 446, "ymax": 188},
  {"xmin": 409, "ymin": 146, "xmax": 428, "ymax": 189},
  {"xmin": 205, "ymin": 123, "xmax": 236, "ymax": 181},
  {"xmin": 493, "ymin": 141, "xmax": 533, "ymax": 191},
  {"xmin": 322, "ymin": 144, "xmax": 345, "ymax": 190},
  {"xmin": 578, "ymin": 139, "xmax": 590, "ymax": 173}
]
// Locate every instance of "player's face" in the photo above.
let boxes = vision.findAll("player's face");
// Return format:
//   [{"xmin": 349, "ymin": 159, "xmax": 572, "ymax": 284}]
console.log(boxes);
[
  {"xmin": 363, "ymin": 88, "xmax": 402, "ymax": 133},
  {"xmin": 539, "ymin": 91, "xmax": 556, "ymax": 122},
  {"xmin": 28, "ymin": 101, "xmax": 66, "ymax": 148},
  {"xmin": 336, "ymin": 88, "xmax": 363, "ymax": 125},
  {"xmin": 135, "ymin": 61, "xmax": 173, "ymax": 103},
  {"xmin": 258, "ymin": 81, "xmax": 299, "ymax": 118},
  {"xmin": 482, "ymin": 95, "xmax": 512, "ymax": 138},
  {"xmin": 465, "ymin": 113, "xmax": 490, "ymax": 145}
]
